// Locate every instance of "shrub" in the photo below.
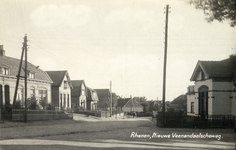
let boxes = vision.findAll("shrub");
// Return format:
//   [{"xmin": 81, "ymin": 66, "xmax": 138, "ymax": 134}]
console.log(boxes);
[
  {"xmin": 39, "ymin": 98, "xmax": 48, "ymax": 109},
  {"xmin": 14, "ymin": 100, "xmax": 23, "ymax": 109},
  {"xmin": 27, "ymin": 97, "xmax": 40, "ymax": 110},
  {"xmin": 46, "ymin": 103, "xmax": 55, "ymax": 110}
]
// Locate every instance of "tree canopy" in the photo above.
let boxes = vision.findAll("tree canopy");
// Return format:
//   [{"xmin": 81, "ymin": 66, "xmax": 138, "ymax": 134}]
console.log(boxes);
[{"xmin": 189, "ymin": 0, "xmax": 235, "ymax": 27}]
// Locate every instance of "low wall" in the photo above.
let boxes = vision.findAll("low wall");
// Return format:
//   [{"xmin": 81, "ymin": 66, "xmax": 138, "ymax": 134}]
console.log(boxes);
[{"xmin": 12, "ymin": 109, "xmax": 73, "ymax": 121}]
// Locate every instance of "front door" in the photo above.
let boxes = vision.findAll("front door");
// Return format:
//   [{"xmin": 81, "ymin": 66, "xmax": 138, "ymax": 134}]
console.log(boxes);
[
  {"xmin": 199, "ymin": 91, "xmax": 208, "ymax": 116},
  {"xmin": 198, "ymin": 85, "xmax": 209, "ymax": 116}
]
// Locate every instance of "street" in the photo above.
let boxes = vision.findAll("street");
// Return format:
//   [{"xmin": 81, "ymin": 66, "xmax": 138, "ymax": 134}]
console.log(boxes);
[{"xmin": 0, "ymin": 117, "xmax": 235, "ymax": 150}]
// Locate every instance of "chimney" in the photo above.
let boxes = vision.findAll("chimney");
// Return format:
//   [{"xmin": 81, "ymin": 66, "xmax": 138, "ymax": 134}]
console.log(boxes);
[{"xmin": 0, "ymin": 45, "xmax": 5, "ymax": 56}]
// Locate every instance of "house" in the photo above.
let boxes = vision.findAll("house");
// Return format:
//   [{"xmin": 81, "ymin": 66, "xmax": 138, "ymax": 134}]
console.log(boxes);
[
  {"xmin": 71, "ymin": 80, "xmax": 87, "ymax": 110},
  {"xmin": 94, "ymin": 89, "xmax": 110, "ymax": 110},
  {"xmin": 46, "ymin": 70, "xmax": 73, "ymax": 110},
  {"xmin": 117, "ymin": 98, "xmax": 143, "ymax": 112},
  {"xmin": 187, "ymin": 55, "xmax": 236, "ymax": 116},
  {"xmin": 94, "ymin": 89, "xmax": 117, "ymax": 110},
  {"xmin": 169, "ymin": 94, "xmax": 187, "ymax": 112},
  {"xmin": 86, "ymin": 87, "xmax": 99, "ymax": 110},
  {"xmin": 0, "ymin": 45, "xmax": 53, "ymax": 109}
]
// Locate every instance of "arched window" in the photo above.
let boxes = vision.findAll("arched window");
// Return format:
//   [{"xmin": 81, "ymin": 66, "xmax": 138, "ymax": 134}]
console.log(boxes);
[{"xmin": 4, "ymin": 85, "xmax": 10, "ymax": 106}]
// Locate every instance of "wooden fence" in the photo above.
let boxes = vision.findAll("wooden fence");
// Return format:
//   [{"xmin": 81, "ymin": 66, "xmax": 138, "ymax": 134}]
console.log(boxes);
[
  {"xmin": 12, "ymin": 109, "xmax": 73, "ymax": 121},
  {"xmin": 157, "ymin": 114, "xmax": 236, "ymax": 129}
]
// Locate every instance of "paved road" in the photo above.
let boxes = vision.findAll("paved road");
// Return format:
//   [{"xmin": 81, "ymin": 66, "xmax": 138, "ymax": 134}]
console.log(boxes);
[{"xmin": 1, "ymin": 116, "xmax": 235, "ymax": 150}]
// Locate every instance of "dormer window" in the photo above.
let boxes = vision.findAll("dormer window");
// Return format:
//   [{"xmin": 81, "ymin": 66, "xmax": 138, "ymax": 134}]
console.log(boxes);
[
  {"xmin": 29, "ymin": 72, "xmax": 35, "ymax": 79},
  {"xmin": 64, "ymin": 80, "xmax": 68, "ymax": 89},
  {"xmin": 1, "ymin": 67, "xmax": 9, "ymax": 75}
]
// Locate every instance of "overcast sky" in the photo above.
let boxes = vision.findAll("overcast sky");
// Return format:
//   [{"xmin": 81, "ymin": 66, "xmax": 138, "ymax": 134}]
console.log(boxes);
[{"xmin": 1, "ymin": 0, "xmax": 235, "ymax": 101}]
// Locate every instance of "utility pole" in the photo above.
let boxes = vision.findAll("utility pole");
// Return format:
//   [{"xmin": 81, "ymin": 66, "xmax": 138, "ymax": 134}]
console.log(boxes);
[
  {"xmin": 162, "ymin": 5, "xmax": 170, "ymax": 127},
  {"xmin": 13, "ymin": 35, "xmax": 28, "ymax": 123},
  {"xmin": 13, "ymin": 37, "xmax": 26, "ymax": 108},
  {"xmin": 24, "ymin": 35, "xmax": 28, "ymax": 123},
  {"xmin": 110, "ymin": 81, "xmax": 112, "ymax": 117}
]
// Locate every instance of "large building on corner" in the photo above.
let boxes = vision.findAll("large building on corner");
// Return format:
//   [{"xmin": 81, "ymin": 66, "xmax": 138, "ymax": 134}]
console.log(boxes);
[
  {"xmin": 187, "ymin": 55, "xmax": 236, "ymax": 116},
  {"xmin": 0, "ymin": 45, "xmax": 53, "ymax": 109}
]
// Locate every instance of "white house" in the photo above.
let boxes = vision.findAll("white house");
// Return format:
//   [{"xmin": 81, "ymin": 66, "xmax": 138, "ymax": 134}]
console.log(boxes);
[
  {"xmin": 46, "ymin": 70, "xmax": 73, "ymax": 110},
  {"xmin": 187, "ymin": 55, "xmax": 236, "ymax": 116}
]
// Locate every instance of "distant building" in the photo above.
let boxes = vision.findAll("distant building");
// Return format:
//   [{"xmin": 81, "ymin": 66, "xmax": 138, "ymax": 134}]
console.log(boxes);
[
  {"xmin": 94, "ymin": 89, "xmax": 117, "ymax": 110},
  {"xmin": 169, "ymin": 94, "xmax": 187, "ymax": 112},
  {"xmin": 117, "ymin": 98, "xmax": 143, "ymax": 112},
  {"xmin": 187, "ymin": 55, "xmax": 236, "ymax": 116},
  {"xmin": 94, "ymin": 89, "xmax": 110, "ymax": 110},
  {"xmin": 0, "ymin": 45, "xmax": 52, "ymax": 109},
  {"xmin": 71, "ymin": 80, "xmax": 87, "ymax": 110},
  {"xmin": 46, "ymin": 70, "xmax": 73, "ymax": 110},
  {"xmin": 86, "ymin": 87, "xmax": 99, "ymax": 110}
]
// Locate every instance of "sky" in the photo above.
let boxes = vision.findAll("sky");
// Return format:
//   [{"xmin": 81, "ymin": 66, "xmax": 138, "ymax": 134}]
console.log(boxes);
[{"xmin": 0, "ymin": 0, "xmax": 235, "ymax": 101}]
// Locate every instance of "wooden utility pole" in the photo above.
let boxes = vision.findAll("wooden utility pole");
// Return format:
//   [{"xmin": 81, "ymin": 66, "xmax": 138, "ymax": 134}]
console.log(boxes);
[
  {"xmin": 24, "ymin": 35, "xmax": 28, "ymax": 123},
  {"xmin": 110, "ymin": 81, "xmax": 112, "ymax": 117},
  {"xmin": 13, "ymin": 35, "xmax": 28, "ymax": 123},
  {"xmin": 162, "ymin": 5, "xmax": 170, "ymax": 126},
  {"xmin": 13, "ymin": 37, "xmax": 26, "ymax": 108}
]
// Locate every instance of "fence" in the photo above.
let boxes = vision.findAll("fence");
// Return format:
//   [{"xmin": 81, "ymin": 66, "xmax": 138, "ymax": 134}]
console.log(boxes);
[
  {"xmin": 12, "ymin": 109, "xmax": 73, "ymax": 121},
  {"xmin": 157, "ymin": 114, "xmax": 236, "ymax": 129}
]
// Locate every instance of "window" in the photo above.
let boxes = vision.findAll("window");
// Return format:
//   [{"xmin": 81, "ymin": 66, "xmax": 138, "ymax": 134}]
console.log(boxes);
[
  {"xmin": 1, "ymin": 67, "xmax": 9, "ymax": 75},
  {"xmin": 29, "ymin": 72, "xmax": 35, "ymax": 79},
  {"xmin": 38, "ymin": 89, "xmax": 47, "ymax": 102},
  {"xmin": 30, "ymin": 87, "xmax": 35, "ymax": 98},
  {"xmin": 67, "ymin": 94, "xmax": 69, "ymax": 107},
  {"xmin": 191, "ymin": 102, "xmax": 194, "ymax": 113},
  {"xmin": 64, "ymin": 81, "xmax": 68, "ymax": 89},
  {"xmin": 17, "ymin": 86, "xmax": 24, "ymax": 105},
  {"xmin": 82, "ymin": 90, "xmax": 85, "ymax": 96},
  {"xmin": 64, "ymin": 94, "xmax": 66, "ymax": 107}
]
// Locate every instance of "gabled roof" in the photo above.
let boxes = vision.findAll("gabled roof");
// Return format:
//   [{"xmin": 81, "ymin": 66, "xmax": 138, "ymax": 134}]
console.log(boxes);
[
  {"xmin": 87, "ymin": 87, "xmax": 99, "ymax": 101},
  {"xmin": 171, "ymin": 94, "xmax": 187, "ymax": 105},
  {"xmin": 94, "ymin": 89, "xmax": 110, "ymax": 101},
  {"xmin": 0, "ymin": 55, "xmax": 52, "ymax": 83},
  {"xmin": 190, "ymin": 56, "xmax": 236, "ymax": 81},
  {"xmin": 117, "ymin": 98, "xmax": 130, "ymax": 108},
  {"xmin": 46, "ymin": 70, "xmax": 72, "ymax": 88},
  {"xmin": 117, "ymin": 98, "xmax": 143, "ymax": 112},
  {"xmin": 71, "ymin": 80, "xmax": 85, "ymax": 96}
]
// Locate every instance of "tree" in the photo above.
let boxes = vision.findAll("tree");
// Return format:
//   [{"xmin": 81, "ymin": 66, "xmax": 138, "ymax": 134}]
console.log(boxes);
[
  {"xmin": 141, "ymin": 101, "xmax": 150, "ymax": 112},
  {"xmin": 134, "ymin": 96, "xmax": 147, "ymax": 103},
  {"xmin": 189, "ymin": 0, "xmax": 235, "ymax": 27}
]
